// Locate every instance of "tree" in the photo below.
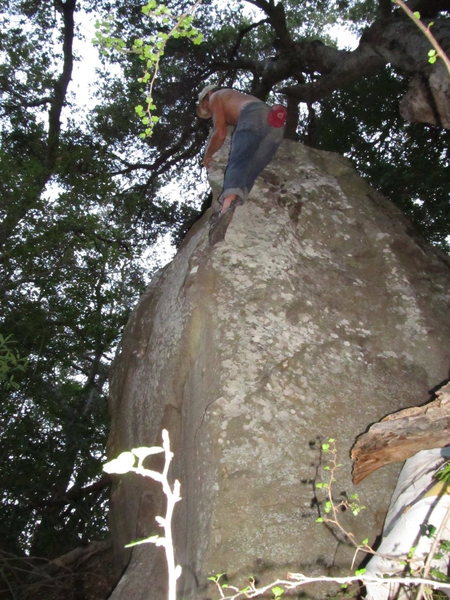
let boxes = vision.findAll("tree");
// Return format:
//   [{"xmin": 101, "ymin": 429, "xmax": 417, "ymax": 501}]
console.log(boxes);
[
  {"xmin": 0, "ymin": 0, "xmax": 177, "ymax": 570},
  {"xmin": 0, "ymin": 0, "xmax": 449, "ymax": 596},
  {"xmin": 91, "ymin": 0, "xmax": 449, "ymax": 246},
  {"xmin": 311, "ymin": 69, "xmax": 450, "ymax": 247}
]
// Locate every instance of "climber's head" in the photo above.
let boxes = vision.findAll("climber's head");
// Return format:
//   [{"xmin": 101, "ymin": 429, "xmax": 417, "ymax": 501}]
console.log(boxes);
[{"xmin": 196, "ymin": 84, "xmax": 218, "ymax": 119}]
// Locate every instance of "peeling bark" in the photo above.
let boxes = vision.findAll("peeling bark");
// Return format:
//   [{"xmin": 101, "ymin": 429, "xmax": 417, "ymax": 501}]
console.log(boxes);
[{"xmin": 351, "ymin": 381, "xmax": 450, "ymax": 485}]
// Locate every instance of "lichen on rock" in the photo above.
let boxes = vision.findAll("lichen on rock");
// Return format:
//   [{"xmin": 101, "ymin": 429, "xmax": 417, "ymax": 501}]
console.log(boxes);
[{"xmin": 107, "ymin": 138, "xmax": 450, "ymax": 600}]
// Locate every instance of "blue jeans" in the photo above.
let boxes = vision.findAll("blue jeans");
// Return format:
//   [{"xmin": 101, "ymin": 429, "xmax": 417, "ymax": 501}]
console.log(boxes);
[{"xmin": 219, "ymin": 102, "xmax": 284, "ymax": 206}]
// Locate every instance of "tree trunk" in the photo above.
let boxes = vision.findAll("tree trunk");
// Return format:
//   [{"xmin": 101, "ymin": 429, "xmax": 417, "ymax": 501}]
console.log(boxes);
[
  {"xmin": 0, "ymin": 0, "xmax": 76, "ymax": 249},
  {"xmin": 107, "ymin": 139, "xmax": 450, "ymax": 599},
  {"xmin": 270, "ymin": 10, "xmax": 450, "ymax": 129}
]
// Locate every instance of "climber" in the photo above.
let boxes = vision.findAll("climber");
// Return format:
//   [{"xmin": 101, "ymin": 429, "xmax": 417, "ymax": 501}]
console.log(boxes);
[{"xmin": 196, "ymin": 86, "xmax": 286, "ymax": 218}]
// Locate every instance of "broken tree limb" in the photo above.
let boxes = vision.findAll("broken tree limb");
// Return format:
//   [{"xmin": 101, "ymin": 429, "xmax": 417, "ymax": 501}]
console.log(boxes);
[{"xmin": 351, "ymin": 381, "xmax": 450, "ymax": 484}]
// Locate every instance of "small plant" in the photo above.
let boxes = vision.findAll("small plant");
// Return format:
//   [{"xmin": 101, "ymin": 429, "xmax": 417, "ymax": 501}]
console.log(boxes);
[
  {"xmin": 207, "ymin": 573, "xmax": 261, "ymax": 599},
  {"xmin": 413, "ymin": 464, "xmax": 450, "ymax": 600},
  {"xmin": 436, "ymin": 461, "xmax": 450, "ymax": 484},
  {"xmin": 271, "ymin": 585, "xmax": 285, "ymax": 598},
  {"xmin": 315, "ymin": 438, "xmax": 371, "ymax": 566},
  {"xmin": 94, "ymin": 0, "xmax": 203, "ymax": 138},
  {"xmin": 392, "ymin": 0, "xmax": 450, "ymax": 74},
  {"xmin": 106, "ymin": 431, "xmax": 450, "ymax": 600}
]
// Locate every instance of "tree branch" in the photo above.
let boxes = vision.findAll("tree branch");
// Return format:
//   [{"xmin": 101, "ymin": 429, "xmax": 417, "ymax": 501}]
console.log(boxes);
[
  {"xmin": 47, "ymin": 0, "xmax": 76, "ymax": 168},
  {"xmin": 245, "ymin": 0, "xmax": 293, "ymax": 47},
  {"xmin": 281, "ymin": 43, "xmax": 385, "ymax": 102},
  {"xmin": 227, "ymin": 19, "xmax": 269, "ymax": 62},
  {"xmin": 351, "ymin": 382, "xmax": 450, "ymax": 484},
  {"xmin": 30, "ymin": 476, "xmax": 111, "ymax": 509},
  {"xmin": 403, "ymin": 0, "xmax": 450, "ymax": 18}
]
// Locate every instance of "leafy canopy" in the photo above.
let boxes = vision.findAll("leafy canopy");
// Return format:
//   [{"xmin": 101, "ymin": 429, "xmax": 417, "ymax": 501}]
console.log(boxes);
[{"xmin": 0, "ymin": 1, "xmax": 449, "ymax": 591}]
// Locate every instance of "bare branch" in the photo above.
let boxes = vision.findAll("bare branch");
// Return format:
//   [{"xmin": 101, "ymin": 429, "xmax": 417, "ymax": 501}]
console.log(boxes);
[{"xmin": 228, "ymin": 19, "xmax": 269, "ymax": 62}]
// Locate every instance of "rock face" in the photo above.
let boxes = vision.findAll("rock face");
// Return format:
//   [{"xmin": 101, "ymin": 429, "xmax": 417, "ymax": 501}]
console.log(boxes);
[{"xmin": 107, "ymin": 139, "xmax": 450, "ymax": 600}]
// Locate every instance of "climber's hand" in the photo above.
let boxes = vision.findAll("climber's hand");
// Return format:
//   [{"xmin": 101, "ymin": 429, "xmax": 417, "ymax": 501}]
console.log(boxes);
[{"xmin": 202, "ymin": 154, "xmax": 213, "ymax": 168}]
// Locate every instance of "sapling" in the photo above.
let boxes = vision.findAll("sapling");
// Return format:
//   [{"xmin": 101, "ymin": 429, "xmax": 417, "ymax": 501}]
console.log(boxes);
[
  {"xmin": 94, "ymin": 0, "xmax": 203, "ymax": 138},
  {"xmin": 104, "ymin": 429, "xmax": 182, "ymax": 600}
]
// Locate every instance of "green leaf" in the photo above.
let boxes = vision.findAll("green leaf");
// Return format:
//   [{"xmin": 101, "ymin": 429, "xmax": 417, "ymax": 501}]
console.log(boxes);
[
  {"xmin": 207, "ymin": 573, "xmax": 226, "ymax": 583},
  {"xmin": 423, "ymin": 524, "xmax": 436, "ymax": 537},
  {"xmin": 413, "ymin": 11, "xmax": 421, "ymax": 19},
  {"xmin": 125, "ymin": 534, "xmax": 162, "ymax": 547},
  {"xmin": 435, "ymin": 462, "xmax": 450, "ymax": 482},
  {"xmin": 429, "ymin": 568, "xmax": 450, "ymax": 582},
  {"xmin": 142, "ymin": 0, "xmax": 157, "ymax": 13}
]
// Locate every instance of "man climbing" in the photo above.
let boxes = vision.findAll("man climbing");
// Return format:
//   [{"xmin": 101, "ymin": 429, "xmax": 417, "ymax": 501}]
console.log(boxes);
[{"xmin": 196, "ymin": 85, "xmax": 286, "ymax": 243}]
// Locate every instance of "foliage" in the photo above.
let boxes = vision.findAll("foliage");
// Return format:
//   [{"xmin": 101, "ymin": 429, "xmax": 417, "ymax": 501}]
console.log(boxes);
[
  {"xmin": 393, "ymin": 0, "xmax": 450, "ymax": 73},
  {"xmin": 0, "ymin": 334, "xmax": 28, "ymax": 390},
  {"xmin": 1, "ymin": 0, "xmax": 449, "ymax": 593},
  {"xmin": 314, "ymin": 439, "xmax": 371, "ymax": 560},
  {"xmin": 436, "ymin": 462, "xmax": 450, "ymax": 483},
  {"xmin": 0, "ymin": 0, "xmax": 170, "ymax": 567},
  {"xmin": 207, "ymin": 439, "xmax": 450, "ymax": 599},
  {"xmin": 310, "ymin": 69, "xmax": 450, "ymax": 251},
  {"xmin": 117, "ymin": 432, "xmax": 449, "ymax": 600},
  {"xmin": 89, "ymin": 0, "xmax": 450, "ymax": 249},
  {"xmin": 94, "ymin": 0, "xmax": 203, "ymax": 137}
]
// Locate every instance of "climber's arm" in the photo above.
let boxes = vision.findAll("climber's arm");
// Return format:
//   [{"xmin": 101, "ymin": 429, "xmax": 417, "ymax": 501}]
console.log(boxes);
[{"xmin": 202, "ymin": 95, "xmax": 227, "ymax": 167}]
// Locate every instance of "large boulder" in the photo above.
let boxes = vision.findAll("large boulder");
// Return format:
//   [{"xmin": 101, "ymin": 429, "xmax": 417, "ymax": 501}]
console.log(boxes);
[{"xmin": 107, "ymin": 139, "xmax": 450, "ymax": 599}]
